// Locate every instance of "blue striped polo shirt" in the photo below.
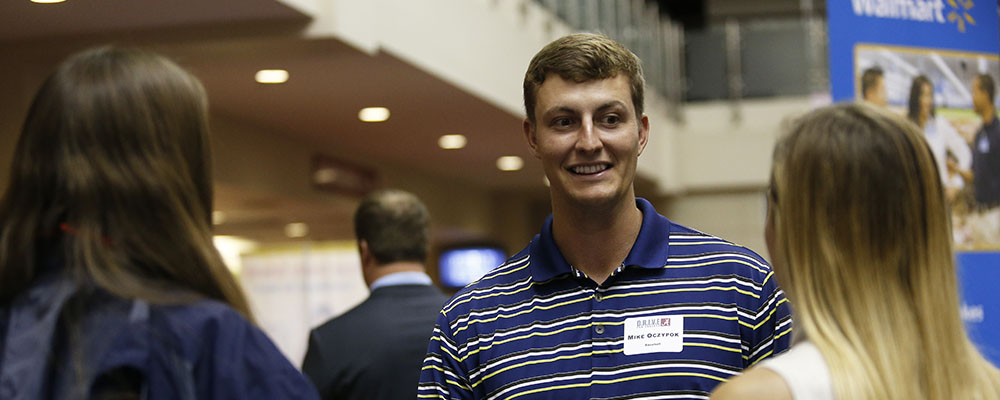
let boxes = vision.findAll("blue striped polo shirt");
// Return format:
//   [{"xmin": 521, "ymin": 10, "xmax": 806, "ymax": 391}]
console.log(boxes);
[{"xmin": 418, "ymin": 198, "xmax": 793, "ymax": 400}]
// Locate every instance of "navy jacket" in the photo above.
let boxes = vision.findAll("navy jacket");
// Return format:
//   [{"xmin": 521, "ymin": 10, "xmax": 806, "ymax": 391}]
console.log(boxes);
[
  {"xmin": 302, "ymin": 284, "xmax": 449, "ymax": 400},
  {"xmin": 0, "ymin": 259, "xmax": 319, "ymax": 399},
  {"xmin": 973, "ymin": 117, "xmax": 1000, "ymax": 207}
]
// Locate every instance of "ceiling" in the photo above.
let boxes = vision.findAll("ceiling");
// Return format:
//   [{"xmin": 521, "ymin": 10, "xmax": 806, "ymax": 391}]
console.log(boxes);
[
  {"xmin": 0, "ymin": 0, "xmax": 309, "ymax": 40},
  {"xmin": 162, "ymin": 37, "xmax": 539, "ymax": 189},
  {"xmin": 0, "ymin": 0, "xmax": 546, "ymax": 243}
]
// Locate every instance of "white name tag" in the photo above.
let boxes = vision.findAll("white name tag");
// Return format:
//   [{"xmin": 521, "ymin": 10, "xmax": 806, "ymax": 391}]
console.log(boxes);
[{"xmin": 623, "ymin": 315, "xmax": 684, "ymax": 355}]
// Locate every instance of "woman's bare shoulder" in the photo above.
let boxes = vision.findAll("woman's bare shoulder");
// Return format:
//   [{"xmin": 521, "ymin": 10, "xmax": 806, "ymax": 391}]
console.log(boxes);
[{"xmin": 710, "ymin": 367, "xmax": 794, "ymax": 400}]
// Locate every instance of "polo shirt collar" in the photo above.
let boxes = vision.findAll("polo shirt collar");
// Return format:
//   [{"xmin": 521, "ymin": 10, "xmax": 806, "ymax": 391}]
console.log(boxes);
[{"xmin": 528, "ymin": 198, "xmax": 673, "ymax": 282}]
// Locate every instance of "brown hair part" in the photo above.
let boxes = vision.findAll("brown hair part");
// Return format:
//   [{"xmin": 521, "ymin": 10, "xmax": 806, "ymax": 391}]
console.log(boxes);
[{"xmin": 523, "ymin": 33, "xmax": 645, "ymax": 124}]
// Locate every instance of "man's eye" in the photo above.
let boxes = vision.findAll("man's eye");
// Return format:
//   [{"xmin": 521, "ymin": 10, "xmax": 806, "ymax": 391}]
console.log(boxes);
[
  {"xmin": 552, "ymin": 117, "xmax": 573, "ymax": 127},
  {"xmin": 601, "ymin": 115, "xmax": 621, "ymax": 126}
]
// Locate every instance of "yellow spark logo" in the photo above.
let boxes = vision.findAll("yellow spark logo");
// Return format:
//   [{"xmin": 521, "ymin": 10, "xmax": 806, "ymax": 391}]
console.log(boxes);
[{"xmin": 946, "ymin": 0, "xmax": 975, "ymax": 32}]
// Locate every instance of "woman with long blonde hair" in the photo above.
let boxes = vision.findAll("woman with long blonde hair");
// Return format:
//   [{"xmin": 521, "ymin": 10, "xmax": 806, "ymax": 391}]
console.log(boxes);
[{"xmin": 711, "ymin": 103, "xmax": 1000, "ymax": 399}]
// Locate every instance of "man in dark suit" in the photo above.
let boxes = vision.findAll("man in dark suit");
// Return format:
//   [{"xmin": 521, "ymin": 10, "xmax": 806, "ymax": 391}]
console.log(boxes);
[{"xmin": 302, "ymin": 189, "xmax": 449, "ymax": 400}]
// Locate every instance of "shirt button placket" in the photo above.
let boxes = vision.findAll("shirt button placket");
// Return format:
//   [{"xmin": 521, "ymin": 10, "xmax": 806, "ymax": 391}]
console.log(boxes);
[{"xmin": 593, "ymin": 289, "xmax": 605, "ymax": 334}]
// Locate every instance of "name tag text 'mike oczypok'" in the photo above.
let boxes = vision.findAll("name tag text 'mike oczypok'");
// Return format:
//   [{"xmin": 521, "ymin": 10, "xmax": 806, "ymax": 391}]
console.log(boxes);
[{"xmin": 623, "ymin": 315, "xmax": 684, "ymax": 355}]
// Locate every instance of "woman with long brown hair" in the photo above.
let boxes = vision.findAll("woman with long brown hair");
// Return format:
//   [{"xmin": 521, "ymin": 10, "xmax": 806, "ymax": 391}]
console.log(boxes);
[
  {"xmin": 907, "ymin": 75, "xmax": 973, "ymax": 202},
  {"xmin": 0, "ymin": 47, "xmax": 318, "ymax": 399},
  {"xmin": 711, "ymin": 103, "xmax": 1000, "ymax": 399}
]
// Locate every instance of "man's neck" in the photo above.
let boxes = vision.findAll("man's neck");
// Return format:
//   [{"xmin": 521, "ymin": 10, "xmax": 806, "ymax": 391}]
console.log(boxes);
[
  {"xmin": 551, "ymin": 196, "xmax": 643, "ymax": 285},
  {"xmin": 364, "ymin": 261, "xmax": 426, "ymax": 286},
  {"xmin": 982, "ymin": 106, "xmax": 996, "ymax": 125}
]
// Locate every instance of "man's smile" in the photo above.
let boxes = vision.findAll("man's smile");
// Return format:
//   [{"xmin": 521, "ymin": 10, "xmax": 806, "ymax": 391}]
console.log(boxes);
[{"xmin": 569, "ymin": 163, "xmax": 612, "ymax": 175}]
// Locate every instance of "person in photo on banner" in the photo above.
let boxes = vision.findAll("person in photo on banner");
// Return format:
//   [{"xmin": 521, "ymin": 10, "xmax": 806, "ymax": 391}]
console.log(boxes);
[
  {"xmin": 968, "ymin": 73, "xmax": 1000, "ymax": 243},
  {"xmin": 417, "ymin": 32, "xmax": 792, "ymax": 399},
  {"xmin": 860, "ymin": 67, "xmax": 888, "ymax": 107},
  {"xmin": 907, "ymin": 75, "xmax": 973, "ymax": 200},
  {"xmin": 710, "ymin": 103, "xmax": 1000, "ymax": 400}
]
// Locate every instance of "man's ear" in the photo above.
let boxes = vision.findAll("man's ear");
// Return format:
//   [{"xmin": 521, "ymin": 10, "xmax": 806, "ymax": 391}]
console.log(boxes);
[
  {"xmin": 524, "ymin": 119, "xmax": 541, "ymax": 158},
  {"xmin": 359, "ymin": 240, "xmax": 374, "ymax": 266},
  {"xmin": 637, "ymin": 114, "xmax": 650, "ymax": 157}
]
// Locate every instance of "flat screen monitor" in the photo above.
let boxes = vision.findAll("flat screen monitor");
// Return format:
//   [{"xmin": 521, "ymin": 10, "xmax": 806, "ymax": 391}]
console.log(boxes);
[{"xmin": 438, "ymin": 246, "xmax": 506, "ymax": 289}]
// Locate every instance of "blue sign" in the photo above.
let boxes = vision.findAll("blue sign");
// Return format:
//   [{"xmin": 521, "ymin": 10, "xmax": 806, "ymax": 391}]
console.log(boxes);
[
  {"xmin": 828, "ymin": 0, "xmax": 1000, "ymax": 102},
  {"xmin": 957, "ymin": 252, "xmax": 1000, "ymax": 367}
]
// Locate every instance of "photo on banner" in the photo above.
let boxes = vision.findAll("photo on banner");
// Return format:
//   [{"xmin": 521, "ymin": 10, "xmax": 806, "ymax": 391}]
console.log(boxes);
[{"xmin": 854, "ymin": 44, "xmax": 999, "ymax": 249}]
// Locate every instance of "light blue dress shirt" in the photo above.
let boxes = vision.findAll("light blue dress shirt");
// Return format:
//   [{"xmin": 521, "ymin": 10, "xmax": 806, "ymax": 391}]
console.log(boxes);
[{"xmin": 369, "ymin": 271, "xmax": 433, "ymax": 291}]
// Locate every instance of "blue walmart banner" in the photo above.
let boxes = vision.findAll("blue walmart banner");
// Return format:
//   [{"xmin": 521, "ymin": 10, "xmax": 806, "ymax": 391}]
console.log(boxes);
[
  {"xmin": 828, "ymin": 0, "xmax": 999, "ymax": 102},
  {"xmin": 958, "ymin": 252, "xmax": 1000, "ymax": 366}
]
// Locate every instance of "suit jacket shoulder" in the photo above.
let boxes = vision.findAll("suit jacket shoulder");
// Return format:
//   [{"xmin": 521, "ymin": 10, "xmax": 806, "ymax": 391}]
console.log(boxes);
[{"xmin": 303, "ymin": 284, "xmax": 448, "ymax": 400}]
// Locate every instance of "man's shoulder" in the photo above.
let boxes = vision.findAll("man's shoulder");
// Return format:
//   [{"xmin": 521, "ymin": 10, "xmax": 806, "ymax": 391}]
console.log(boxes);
[
  {"xmin": 371, "ymin": 283, "xmax": 449, "ymax": 302},
  {"xmin": 314, "ymin": 285, "xmax": 449, "ymax": 335},
  {"xmin": 988, "ymin": 117, "xmax": 1000, "ymax": 135},
  {"xmin": 664, "ymin": 221, "xmax": 773, "ymax": 280},
  {"xmin": 309, "ymin": 296, "xmax": 377, "ymax": 337},
  {"xmin": 667, "ymin": 221, "xmax": 767, "ymax": 260},
  {"xmin": 405, "ymin": 284, "xmax": 452, "ymax": 304}
]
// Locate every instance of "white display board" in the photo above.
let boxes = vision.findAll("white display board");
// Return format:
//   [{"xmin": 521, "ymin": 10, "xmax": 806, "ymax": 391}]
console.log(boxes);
[{"xmin": 239, "ymin": 242, "xmax": 368, "ymax": 365}]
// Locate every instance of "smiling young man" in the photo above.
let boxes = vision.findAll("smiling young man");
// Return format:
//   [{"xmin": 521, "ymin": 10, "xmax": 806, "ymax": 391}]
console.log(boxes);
[
  {"xmin": 418, "ymin": 33, "xmax": 792, "ymax": 400},
  {"xmin": 860, "ymin": 67, "xmax": 888, "ymax": 107}
]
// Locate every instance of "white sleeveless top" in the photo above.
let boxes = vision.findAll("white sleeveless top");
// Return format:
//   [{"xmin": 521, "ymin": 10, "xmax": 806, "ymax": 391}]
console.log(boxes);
[{"xmin": 758, "ymin": 341, "xmax": 836, "ymax": 400}]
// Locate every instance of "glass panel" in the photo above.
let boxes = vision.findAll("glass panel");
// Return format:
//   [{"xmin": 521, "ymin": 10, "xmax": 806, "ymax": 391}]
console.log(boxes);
[
  {"xmin": 740, "ymin": 19, "xmax": 811, "ymax": 97},
  {"xmin": 684, "ymin": 27, "xmax": 728, "ymax": 101}
]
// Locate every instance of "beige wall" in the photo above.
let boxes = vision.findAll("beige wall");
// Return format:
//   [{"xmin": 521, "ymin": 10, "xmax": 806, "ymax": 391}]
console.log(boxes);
[
  {"xmin": 656, "ymin": 191, "xmax": 771, "ymax": 262},
  {"xmin": 210, "ymin": 111, "xmax": 545, "ymax": 276}
]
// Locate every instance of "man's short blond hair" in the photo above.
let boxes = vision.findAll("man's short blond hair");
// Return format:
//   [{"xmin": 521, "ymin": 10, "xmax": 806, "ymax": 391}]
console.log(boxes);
[{"xmin": 523, "ymin": 33, "xmax": 645, "ymax": 123}]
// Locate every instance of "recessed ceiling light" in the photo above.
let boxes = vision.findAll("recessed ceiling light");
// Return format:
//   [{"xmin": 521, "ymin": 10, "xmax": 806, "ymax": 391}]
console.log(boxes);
[
  {"xmin": 212, "ymin": 211, "xmax": 226, "ymax": 225},
  {"xmin": 438, "ymin": 134, "xmax": 467, "ymax": 149},
  {"xmin": 313, "ymin": 168, "xmax": 338, "ymax": 185},
  {"xmin": 359, "ymin": 107, "xmax": 390, "ymax": 122},
  {"xmin": 255, "ymin": 69, "xmax": 288, "ymax": 84},
  {"xmin": 31, "ymin": 0, "xmax": 66, "ymax": 3},
  {"xmin": 284, "ymin": 222, "xmax": 309, "ymax": 238},
  {"xmin": 497, "ymin": 156, "xmax": 524, "ymax": 171}
]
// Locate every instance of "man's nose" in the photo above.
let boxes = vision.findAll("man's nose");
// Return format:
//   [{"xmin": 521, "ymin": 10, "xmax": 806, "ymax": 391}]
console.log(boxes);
[{"xmin": 574, "ymin": 119, "xmax": 602, "ymax": 153}]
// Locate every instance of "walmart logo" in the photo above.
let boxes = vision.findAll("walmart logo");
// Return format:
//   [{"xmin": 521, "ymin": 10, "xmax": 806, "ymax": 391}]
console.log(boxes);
[
  {"xmin": 946, "ymin": 0, "xmax": 975, "ymax": 32},
  {"xmin": 851, "ymin": 0, "xmax": 976, "ymax": 32}
]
